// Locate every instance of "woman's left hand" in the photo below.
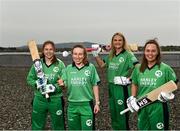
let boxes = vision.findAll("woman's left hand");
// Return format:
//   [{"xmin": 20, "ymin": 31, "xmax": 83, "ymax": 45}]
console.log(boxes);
[
  {"xmin": 94, "ymin": 104, "xmax": 100, "ymax": 114},
  {"xmin": 57, "ymin": 79, "xmax": 64, "ymax": 87}
]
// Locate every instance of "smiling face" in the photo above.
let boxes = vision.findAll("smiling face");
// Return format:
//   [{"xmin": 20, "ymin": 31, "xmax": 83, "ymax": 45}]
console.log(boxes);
[
  {"xmin": 144, "ymin": 43, "xmax": 158, "ymax": 64},
  {"xmin": 43, "ymin": 43, "xmax": 55, "ymax": 60},
  {"xmin": 72, "ymin": 47, "xmax": 85, "ymax": 66},
  {"xmin": 112, "ymin": 35, "xmax": 124, "ymax": 50}
]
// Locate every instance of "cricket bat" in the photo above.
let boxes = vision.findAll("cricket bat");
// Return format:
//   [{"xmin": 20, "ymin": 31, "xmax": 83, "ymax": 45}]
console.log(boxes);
[
  {"xmin": 128, "ymin": 44, "xmax": 138, "ymax": 52},
  {"xmin": 28, "ymin": 40, "xmax": 49, "ymax": 98},
  {"xmin": 120, "ymin": 80, "xmax": 177, "ymax": 115}
]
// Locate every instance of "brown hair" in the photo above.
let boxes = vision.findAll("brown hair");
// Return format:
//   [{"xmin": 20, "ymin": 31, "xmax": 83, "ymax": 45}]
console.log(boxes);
[
  {"xmin": 140, "ymin": 39, "xmax": 161, "ymax": 72},
  {"xmin": 109, "ymin": 32, "xmax": 130, "ymax": 60},
  {"xmin": 41, "ymin": 40, "xmax": 58, "ymax": 64},
  {"xmin": 71, "ymin": 44, "xmax": 89, "ymax": 65}
]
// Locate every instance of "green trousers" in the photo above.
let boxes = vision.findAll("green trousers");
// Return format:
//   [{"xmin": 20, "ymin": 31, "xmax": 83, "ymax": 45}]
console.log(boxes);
[
  {"xmin": 138, "ymin": 101, "xmax": 169, "ymax": 130},
  {"xmin": 67, "ymin": 101, "xmax": 95, "ymax": 130},
  {"xmin": 108, "ymin": 83, "xmax": 129, "ymax": 130},
  {"xmin": 32, "ymin": 95, "xmax": 65, "ymax": 130}
]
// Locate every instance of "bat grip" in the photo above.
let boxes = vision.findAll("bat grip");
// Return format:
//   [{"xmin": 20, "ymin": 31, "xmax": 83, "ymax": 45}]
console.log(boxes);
[
  {"xmin": 120, "ymin": 108, "xmax": 130, "ymax": 115},
  {"xmin": 45, "ymin": 93, "xmax": 49, "ymax": 99}
]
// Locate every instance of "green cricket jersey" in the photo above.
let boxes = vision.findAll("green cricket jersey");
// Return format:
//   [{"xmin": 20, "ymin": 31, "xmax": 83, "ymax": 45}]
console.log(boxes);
[
  {"xmin": 61, "ymin": 62, "xmax": 100, "ymax": 102},
  {"xmin": 131, "ymin": 62, "xmax": 177, "ymax": 98},
  {"xmin": 104, "ymin": 50, "xmax": 138, "ymax": 83},
  {"xmin": 27, "ymin": 58, "xmax": 65, "ymax": 97}
]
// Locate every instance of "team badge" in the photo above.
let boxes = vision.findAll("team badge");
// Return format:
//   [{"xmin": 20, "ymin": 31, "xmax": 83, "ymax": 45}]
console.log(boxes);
[
  {"xmin": 117, "ymin": 99, "xmax": 123, "ymax": 105},
  {"xmin": 86, "ymin": 119, "xmax": 92, "ymax": 126},
  {"xmin": 155, "ymin": 70, "xmax": 162, "ymax": 77},
  {"xmin": 53, "ymin": 67, "xmax": 59, "ymax": 73},
  {"xmin": 156, "ymin": 122, "xmax": 164, "ymax": 129},
  {"xmin": 84, "ymin": 70, "xmax": 91, "ymax": 76},
  {"xmin": 56, "ymin": 110, "xmax": 62, "ymax": 115},
  {"xmin": 119, "ymin": 57, "xmax": 124, "ymax": 63}
]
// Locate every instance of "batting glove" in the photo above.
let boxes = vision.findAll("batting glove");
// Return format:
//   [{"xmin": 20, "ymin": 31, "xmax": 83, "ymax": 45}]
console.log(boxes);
[
  {"xmin": 36, "ymin": 77, "xmax": 47, "ymax": 90},
  {"xmin": 158, "ymin": 92, "xmax": 175, "ymax": 102},
  {"xmin": 127, "ymin": 96, "xmax": 139, "ymax": 112},
  {"xmin": 41, "ymin": 84, "xmax": 56, "ymax": 94},
  {"xmin": 114, "ymin": 76, "xmax": 131, "ymax": 86},
  {"xmin": 92, "ymin": 44, "xmax": 101, "ymax": 57}
]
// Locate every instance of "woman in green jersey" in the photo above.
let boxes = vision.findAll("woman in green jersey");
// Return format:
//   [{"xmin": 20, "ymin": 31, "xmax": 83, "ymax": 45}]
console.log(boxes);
[
  {"xmin": 58, "ymin": 44, "xmax": 100, "ymax": 130},
  {"xmin": 127, "ymin": 39, "xmax": 178, "ymax": 130},
  {"xmin": 92, "ymin": 32, "xmax": 138, "ymax": 130},
  {"xmin": 27, "ymin": 40, "xmax": 65, "ymax": 130}
]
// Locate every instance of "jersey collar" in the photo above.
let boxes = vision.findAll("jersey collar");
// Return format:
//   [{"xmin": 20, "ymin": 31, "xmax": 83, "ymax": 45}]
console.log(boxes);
[
  {"xmin": 115, "ymin": 49, "xmax": 126, "ymax": 57},
  {"xmin": 43, "ymin": 58, "xmax": 54, "ymax": 68},
  {"xmin": 147, "ymin": 62, "xmax": 158, "ymax": 70},
  {"xmin": 72, "ymin": 62, "xmax": 89, "ymax": 70}
]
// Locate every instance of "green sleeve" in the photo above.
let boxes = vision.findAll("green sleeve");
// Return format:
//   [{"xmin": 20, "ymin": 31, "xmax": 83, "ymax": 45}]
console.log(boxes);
[
  {"xmin": 26, "ymin": 65, "xmax": 38, "ymax": 90},
  {"xmin": 128, "ymin": 52, "xmax": 138, "ymax": 69},
  {"xmin": 61, "ymin": 67, "xmax": 68, "ymax": 87},
  {"xmin": 131, "ymin": 65, "xmax": 139, "ymax": 85},
  {"xmin": 165, "ymin": 65, "xmax": 177, "ymax": 82},
  {"xmin": 91, "ymin": 64, "xmax": 100, "ymax": 86},
  {"xmin": 103, "ymin": 55, "xmax": 109, "ymax": 67},
  {"xmin": 54, "ymin": 61, "xmax": 66, "ymax": 92}
]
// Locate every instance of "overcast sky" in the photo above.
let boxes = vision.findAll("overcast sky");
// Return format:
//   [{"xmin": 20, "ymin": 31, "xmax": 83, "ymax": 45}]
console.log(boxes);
[{"xmin": 0, "ymin": 0, "xmax": 180, "ymax": 47}]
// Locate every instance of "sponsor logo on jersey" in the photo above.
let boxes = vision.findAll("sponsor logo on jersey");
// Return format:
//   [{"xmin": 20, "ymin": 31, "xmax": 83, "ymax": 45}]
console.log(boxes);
[
  {"xmin": 119, "ymin": 57, "xmax": 124, "ymax": 63},
  {"xmin": 117, "ymin": 99, "xmax": 123, "ymax": 105},
  {"xmin": 56, "ymin": 110, "xmax": 62, "ymax": 115},
  {"xmin": 53, "ymin": 67, "xmax": 59, "ymax": 72},
  {"xmin": 84, "ymin": 70, "xmax": 91, "ymax": 76},
  {"xmin": 86, "ymin": 119, "xmax": 92, "ymax": 127},
  {"xmin": 71, "ymin": 77, "xmax": 87, "ymax": 85},
  {"xmin": 155, "ymin": 70, "xmax": 163, "ymax": 78},
  {"xmin": 140, "ymin": 78, "xmax": 157, "ymax": 86},
  {"xmin": 156, "ymin": 122, "xmax": 164, "ymax": 129},
  {"xmin": 46, "ymin": 74, "xmax": 55, "ymax": 81},
  {"xmin": 109, "ymin": 62, "xmax": 119, "ymax": 70}
]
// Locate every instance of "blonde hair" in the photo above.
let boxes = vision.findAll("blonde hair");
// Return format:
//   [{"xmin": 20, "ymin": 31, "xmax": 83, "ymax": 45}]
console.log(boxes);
[{"xmin": 109, "ymin": 32, "xmax": 130, "ymax": 60}]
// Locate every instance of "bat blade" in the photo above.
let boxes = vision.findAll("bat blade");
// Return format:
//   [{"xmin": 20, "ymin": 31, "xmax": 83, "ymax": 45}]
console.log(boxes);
[
  {"xmin": 120, "ymin": 80, "xmax": 177, "ymax": 115},
  {"xmin": 128, "ymin": 44, "xmax": 138, "ymax": 52},
  {"xmin": 28, "ymin": 40, "xmax": 40, "ymax": 61}
]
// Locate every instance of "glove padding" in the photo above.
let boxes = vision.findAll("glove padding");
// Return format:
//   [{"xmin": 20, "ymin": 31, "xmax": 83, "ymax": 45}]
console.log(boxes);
[
  {"xmin": 92, "ymin": 44, "xmax": 101, "ymax": 57},
  {"xmin": 41, "ymin": 84, "xmax": 56, "ymax": 94},
  {"xmin": 36, "ymin": 77, "xmax": 47, "ymax": 90},
  {"xmin": 114, "ymin": 76, "xmax": 131, "ymax": 86},
  {"xmin": 158, "ymin": 92, "xmax": 175, "ymax": 102},
  {"xmin": 127, "ymin": 96, "xmax": 139, "ymax": 112}
]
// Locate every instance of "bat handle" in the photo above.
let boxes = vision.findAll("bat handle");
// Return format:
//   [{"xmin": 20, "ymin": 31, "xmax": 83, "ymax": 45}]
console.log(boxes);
[
  {"xmin": 45, "ymin": 93, "xmax": 49, "ymax": 99},
  {"xmin": 120, "ymin": 108, "xmax": 130, "ymax": 115}
]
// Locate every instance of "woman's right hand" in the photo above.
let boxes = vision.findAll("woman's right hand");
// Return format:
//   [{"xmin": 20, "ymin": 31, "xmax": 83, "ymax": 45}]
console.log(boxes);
[{"xmin": 57, "ymin": 79, "xmax": 65, "ymax": 87}]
